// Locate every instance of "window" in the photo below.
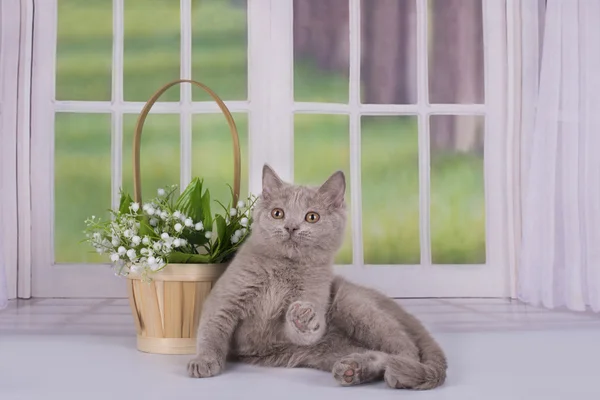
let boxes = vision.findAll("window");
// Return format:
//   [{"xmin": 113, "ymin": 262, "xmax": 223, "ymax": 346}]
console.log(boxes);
[{"xmin": 30, "ymin": 0, "xmax": 509, "ymax": 298}]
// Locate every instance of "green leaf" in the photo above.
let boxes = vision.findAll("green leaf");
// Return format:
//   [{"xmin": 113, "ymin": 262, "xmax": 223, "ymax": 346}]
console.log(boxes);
[
  {"xmin": 118, "ymin": 192, "xmax": 134, "ymax": 214},
  {"xmin": 212, "ymin": 247, "xmax": 238, "ymax": 264},
  {"xmin": 212, "ymin": 214, "xmax": 228, "ymax": 255},
  {"xmin": 201, "ymin": 189, "xmax": 212, "ymax": 230},
  {"xmin": 167, "ymin": 251, "xmax": 211, "ymax": 264},
  {"xmin": 175, "ymin": 178, "xmax": 205, "ymax": 223},
  {"xmin": 137, "ymin": 216, "xmax": 155, "ymax": 237},
  {"xmin": 183, "ymin": 231, "xmax": 209, "ymax": 247}
]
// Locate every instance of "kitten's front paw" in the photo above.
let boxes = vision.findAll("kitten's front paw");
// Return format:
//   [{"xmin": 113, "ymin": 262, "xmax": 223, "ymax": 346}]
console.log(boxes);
[
  {"xmin": 187, "ymin": 352, "xmax": 224, "ymax": 378},
  {"xmin": 287, "ymin": 301, "xmax": 320, "ymax": 334}
]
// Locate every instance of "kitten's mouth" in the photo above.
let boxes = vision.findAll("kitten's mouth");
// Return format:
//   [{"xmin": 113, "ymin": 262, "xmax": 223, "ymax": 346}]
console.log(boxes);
[{"xmin": 284, "ymin": 234, "xmax": 299, "ymax": 244}]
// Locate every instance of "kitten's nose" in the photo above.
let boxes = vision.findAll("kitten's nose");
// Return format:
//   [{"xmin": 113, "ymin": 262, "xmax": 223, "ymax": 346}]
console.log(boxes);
[{"xmin": 284, "ymin": 224, "xmax": 299, "ymax": 234}]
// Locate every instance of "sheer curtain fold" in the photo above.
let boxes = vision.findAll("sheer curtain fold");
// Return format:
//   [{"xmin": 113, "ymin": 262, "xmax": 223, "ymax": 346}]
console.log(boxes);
[
  {"xmin": 0, "ymin": 217, "xmax": 7, "ymax": 309},
  {"xmin": 0, "ymin": 3, "xmax": 8, "ymax": 310},
  {"xmin": 519, "ymin": 0, "xmax": 600, "ymax": 312}
]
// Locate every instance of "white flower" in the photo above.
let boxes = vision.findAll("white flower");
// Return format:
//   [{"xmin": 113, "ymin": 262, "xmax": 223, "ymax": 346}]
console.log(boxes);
[
  {"xmin": 194, "ymin": 222, "xmax": 204, "ymax": 231},
  {"xmin": 146, "ymin": 207, "xmax": 155, "ymax": 216},
  {"xmin": 110, "ymin": 253, "xmax": 120, "ymax": 262},
  {"xmin": 151, "ymin": 258, "xmax": 164, "ymax": 271},
  {"xmin": 130, "ymin": 265, "xmax": 141, "ymax": 274},
  {"xmin": 150, "ymin": 263, "xmax": 162, "ymax": 272},
  {"xmin": 205, "ymin": 231, "xmax": 212, "ymax": 239},
  {"xmin": 147, "ymin": 256, "xmax": 156, "ymax": 265},
  {"xmin": 153, "ymin": 242, "xmax": 162, "ymax": 251},
  {"xmin": 245, "ymin": 210, "xmax": 250, "ymax": 217},
  {"xmin": 142, "ymin": 236, "xmax": 150, "ymax": 245},
  {"xmin": 237, "ymin": 200, "xmax": 245, "ymax": 209},
  {"xmin": 131, "ymin": 235, "xmax": 141, "ymax": 245},
  {"xmin": 157, "ymin": 188, "xmax": 166, "ymax": 196},
  {"xmin": 173, "ymin": 239, "xmax": 182, "ymax": 247},
  {"xmin": 143, "ymin": 204, "xmax": 150, "ymax": 211},
  {"xmin": 112, "ymin": 238, "xmax": 119, "ymax": 247},
  {"xmin": 140, "ymin": 248, "xmax": 149, "ymax": 256},
  {"xmin": 161, "ymin": 232, "xmax": 170, "ymax": 240},
  {"xmin": 130, "ymin": 202, "xmax": 140, "ymax": 212},
  {"xmin": 174, "ymin": 223, "xmax": 183, "ymax": 232},
  {"xmin": 173, "ymin": 211, "xmax": 181, "ymax": 219},
  {"xmin": 184, "ymin": 218, "xmax": 193, "ymax": 227},
  {"xmin": 118, "ymin": 246, "xmax": 126, "ymax": 255},
  {"xmin": 126, "ymin": 249, "xmax": 136, "ymax": 260},
  {"xmin": 160, "ymin": 211, "xmax": 168, "ymax": 220},
  {"xmin": 226, "ymin": 218, "xmax": 230, "ymax": 224},
  {"xmin": 123, "ymin": 229, "xmax": 132, "ymax": 238},
  {"xmin": 230, "ymin": 208, "xmax": 237, "ymax": 217},
  {"xmin": 234, "ymin": 230, "xmax": 242, "ymax": 237},
  {"xmin": 241, "ymin": 228, "xmax": 247, "ymax": 235},
  {"xmin": 231, "ymin": 235, "xmax": 240, "ymax": 244},
  {"xmin": 155, "ymin": 208, "xmax": 162, "ymax": 216},
  {"xmin": 149, "ymin": 218, "xmax": 158, "ymax": 226},
  {"xmin": 240, "ymin": 217, "xmax": 249, "ymax": 227},
  {"xmin": 179, "ymin": 238, "xmax": 187, "ymax": 246},
  {"xmin": 96, "ymin": 248, "xmax": 104, "ymax": 254},
  {"xmin": 163, "ymin": 242, "xmax": 172, "ymax": 251}
]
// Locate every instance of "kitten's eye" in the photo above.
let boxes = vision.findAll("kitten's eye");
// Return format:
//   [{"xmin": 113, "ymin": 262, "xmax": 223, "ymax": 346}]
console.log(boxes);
[
  {"xmin": 305, "ymin": 212, "xmax": 320, "ymax": 223},
  {"xmin": 271, "ymin": 208, "xmax": 285, "ymax": 219}
]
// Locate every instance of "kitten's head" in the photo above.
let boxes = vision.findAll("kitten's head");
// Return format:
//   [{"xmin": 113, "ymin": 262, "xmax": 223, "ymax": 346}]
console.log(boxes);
[{"xmin": 251, "ymin": 165, "xmax": 347, "ymax": 259}]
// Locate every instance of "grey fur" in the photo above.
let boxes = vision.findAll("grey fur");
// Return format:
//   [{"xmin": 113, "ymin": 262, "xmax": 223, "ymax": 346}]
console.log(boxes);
[{"xmin": 188, "ymin": 165, "xmax": 447, "ymax": 389}]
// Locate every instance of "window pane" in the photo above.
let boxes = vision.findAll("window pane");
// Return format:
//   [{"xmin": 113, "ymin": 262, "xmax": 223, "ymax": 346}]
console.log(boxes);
[
  {"xmin": 428, "ymin": 0, "xmax": 484, "ymax": 104},
  {"xmin": 55, "ymin": 114, "xmax": 111, "ymax": 263},
  {"xmin": 430, "ymin": 115, "xmax": 485, "ymax": 264},
  {"xmin": 191, "ymin": 113, "xmax": 249, "ymax": 209},
  {"xmin": 362, "ymin": 116, "xmax": 420, "ymax": 264},
  {"xmin": 294, "ymin": 115, "xmax": 352, "ymax": 264},
  {"xmin": 192, "ymin": 0, "xmax": 248, "ymax": 101},
  {"xmin": 361, "ymin": 0, "xmax": 417, "ymax": 104},
  {"xmin": 122, "ymin": 115, "xmax": 180, "ymax": 202},
  {"xmin": 56, "ymin": 0, "xmax": 112, "ymax": 101},
  {"xmin": 293, "ymin": 0, "xmax": 349, "ymax": 103},
  {"xmin": 124, "ymin": 0, "xmax": 180, "ymax": 101}
]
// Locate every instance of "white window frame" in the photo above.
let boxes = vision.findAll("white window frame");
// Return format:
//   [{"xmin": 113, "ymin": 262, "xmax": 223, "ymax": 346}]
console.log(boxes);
[
  {"xmin": 261, "ymin": 0, "xmax": 511, "ymax": 298},
  {"xmin": 25, "ymin": 0, "xmax": 513, "ymax": 298},
  {"xmin": 1, "ymin": 0, "xmax": 34, "ymax": 300}
]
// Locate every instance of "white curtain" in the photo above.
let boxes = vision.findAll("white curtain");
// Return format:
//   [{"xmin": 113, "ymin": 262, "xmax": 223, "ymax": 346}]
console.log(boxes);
[
  {"xmin": 0, "ymin": 216, "xmax": 7, "ymax": 309},
  {"xmin": 0, "ymin": 0, "xmax": 24, "ymax": 307},
  {"xmin": 0, "ymin": 1, "xmax": 8, "ymax": 310},
  {"xmin": 519, "ymin": 0, "xmax": 600, "ymax": 312}
]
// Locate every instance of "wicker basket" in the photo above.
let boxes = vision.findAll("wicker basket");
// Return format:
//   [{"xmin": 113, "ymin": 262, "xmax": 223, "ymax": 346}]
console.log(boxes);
[{"xmin": 127, "ymin": 79, "xmax": 241, "ymax": 355}]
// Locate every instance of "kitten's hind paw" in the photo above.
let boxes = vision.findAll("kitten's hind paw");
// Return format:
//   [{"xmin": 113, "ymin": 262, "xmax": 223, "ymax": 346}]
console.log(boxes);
[
  {"xmin": 333, "ymin": 353, "xmax": 385, "ymax": 386},
  {"xmin": 333, "ymin": 359, "xmax": 362, "ymax": 386},
  {"xmin": 287, "ymin": 301, "xmax": 320, "ymax": 334}
]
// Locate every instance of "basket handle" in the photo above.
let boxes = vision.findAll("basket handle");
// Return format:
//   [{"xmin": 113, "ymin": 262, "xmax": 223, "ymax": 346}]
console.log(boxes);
[{"xmin": 133, "ymin": 79, "xmax": 241, "ymax": 206}]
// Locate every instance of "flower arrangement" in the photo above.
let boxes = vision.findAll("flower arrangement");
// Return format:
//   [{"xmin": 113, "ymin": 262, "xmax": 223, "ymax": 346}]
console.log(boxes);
[{"xmin": 84, "ymin": 178, "xmax": 256, "ymax": 280}]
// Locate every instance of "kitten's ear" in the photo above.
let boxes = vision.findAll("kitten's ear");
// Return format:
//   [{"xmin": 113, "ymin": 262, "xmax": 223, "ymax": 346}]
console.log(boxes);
[
  {"xmin": 317, "ymin": 171, "xmax": 346, "ymax": 208},
  {"xmin": 262, "ymin": 164, "xmax": 283, "ymax": 199}
]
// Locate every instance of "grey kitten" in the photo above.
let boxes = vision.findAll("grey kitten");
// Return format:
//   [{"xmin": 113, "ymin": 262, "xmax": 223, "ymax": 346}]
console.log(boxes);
[{"xmin": 188, "ymin": 165, "xmax": 447, "ymax": 389}]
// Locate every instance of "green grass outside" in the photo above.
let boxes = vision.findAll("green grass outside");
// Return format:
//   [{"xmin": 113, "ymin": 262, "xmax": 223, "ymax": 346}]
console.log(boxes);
[{"xmin": 55, "ymin": 0, "xmax": 485, "ymax": 265}]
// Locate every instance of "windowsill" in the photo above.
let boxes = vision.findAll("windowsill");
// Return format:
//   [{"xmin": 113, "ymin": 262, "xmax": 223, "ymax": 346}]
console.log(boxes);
[{"xmin": 2, "ymin": 299, "xmax": 599, "ymax": 399}]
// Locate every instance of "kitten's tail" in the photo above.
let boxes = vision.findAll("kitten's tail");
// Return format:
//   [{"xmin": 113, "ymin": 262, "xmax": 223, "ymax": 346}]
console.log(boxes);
[{"xmin": 386, "ymin": 321, "xmax": 448, "ymax": 390}]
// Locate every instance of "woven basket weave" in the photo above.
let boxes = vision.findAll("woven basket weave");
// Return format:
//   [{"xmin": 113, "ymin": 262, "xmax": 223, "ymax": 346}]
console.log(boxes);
[{"xmin": 127, "ymin": 79, "xmax": 240, "ymax": 355}]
